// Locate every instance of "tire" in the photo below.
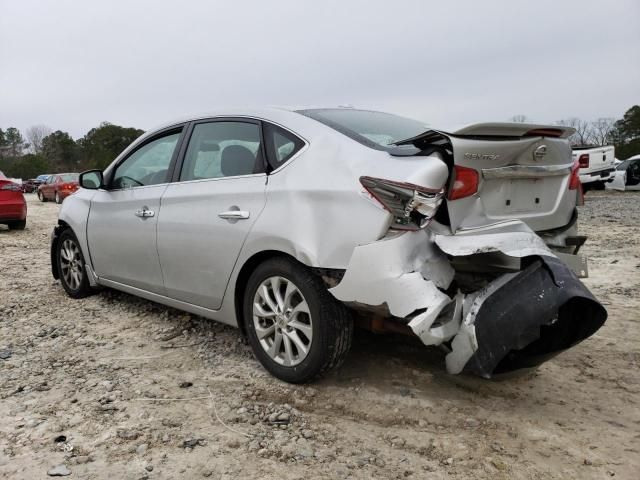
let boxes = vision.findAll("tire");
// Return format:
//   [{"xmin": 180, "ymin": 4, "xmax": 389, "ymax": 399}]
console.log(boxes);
[
  {"xmin": 56, "ymin": 229, "xmax": 93, "ymax": 299},
  {"xmin": 38, "ymin": 190, "xmax": 46, "ymax": 202},
  {"xmin": 7, "ymin": 220, "xmax": 26, "ymax": 230},
  {"xmin": 243, "ymin": 257, "xmax": 353, "ymax": 383},
  {"xmin": 55, "ymin": 192, "xmax": 62, "ymax": 204}
]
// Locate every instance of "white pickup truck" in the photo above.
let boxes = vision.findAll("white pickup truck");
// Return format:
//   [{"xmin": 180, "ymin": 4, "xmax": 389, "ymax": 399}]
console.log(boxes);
[{"xmin": 572, "ymin": 145, "xmax": 616, "ymax": 190}]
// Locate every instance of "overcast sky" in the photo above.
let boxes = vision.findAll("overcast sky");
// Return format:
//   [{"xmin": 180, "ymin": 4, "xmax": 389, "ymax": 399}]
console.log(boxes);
[{"xmin": 1, "ymin": 0, "xmax": 639, "ymax": 138}]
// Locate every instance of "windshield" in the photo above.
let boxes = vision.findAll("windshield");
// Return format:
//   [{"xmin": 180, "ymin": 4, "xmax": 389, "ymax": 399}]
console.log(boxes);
[
  {"xmin": 296, "ymin": 108, "xmax": 428, "ymax": 152},
  {"xmin": 616, "ymin": 160, "xmax": 630, "ymax": 171},
  {"xmin": 37, "ymin": 175, "xmax": 50, "ymax": 181},
  {"xmin": 60, "ymin": 174, "xmax": 79, "ymax": 182}
]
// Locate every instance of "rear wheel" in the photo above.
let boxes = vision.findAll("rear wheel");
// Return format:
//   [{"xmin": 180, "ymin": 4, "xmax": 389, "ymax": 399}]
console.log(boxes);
[
  {"xmin": 57, "ymin": 229, "xmax": 93, "ymax": 298},
  {"xmin": 55, "ymin": 192, "xmax": 62, "ymax": 204},
  {"xmin": 243, "ymin": 257, "xmax": 353, "ymax": 383},
  {"xmin": 38, "ymin": 190, "xmax": 46, "ymax": 202},
  {"xmin": 7, "ymin": 220, "xmax": 26, "ymax": 230}
]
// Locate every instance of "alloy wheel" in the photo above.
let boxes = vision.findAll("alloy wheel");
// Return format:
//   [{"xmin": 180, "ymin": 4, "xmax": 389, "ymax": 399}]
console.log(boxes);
[
  {"xmin": 60, "ymin": 238, "xmax": 83, "ymax": 291},
  {"xmin": 252, "ymin": 276, "xmax": 313, "ymax": 367}
]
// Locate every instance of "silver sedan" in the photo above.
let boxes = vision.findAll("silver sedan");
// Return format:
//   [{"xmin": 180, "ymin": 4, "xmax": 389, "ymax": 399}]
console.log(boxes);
[{"xmin": 51, "ymin": 107, "xmax": 606, "ymax": 382}]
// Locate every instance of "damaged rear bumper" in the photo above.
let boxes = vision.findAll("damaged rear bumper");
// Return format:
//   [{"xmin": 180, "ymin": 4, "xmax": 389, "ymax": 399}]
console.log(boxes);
[
  {"xmin": 329, "ymin": 223, "xmax": 607, "ymax": 378},
  {"xmin": 445, "ymin": 256, "xmax": 606, "ymax": 377}
]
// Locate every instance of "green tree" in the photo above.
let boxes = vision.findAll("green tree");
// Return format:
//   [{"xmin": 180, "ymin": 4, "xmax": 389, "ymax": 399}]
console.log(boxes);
[
  {"xmin": 610, "ymin": 105, "xmax": 640, "ymax": 159},
  {"xmin": 79, "ymin": 122, "xmax": 144, "ymax": 169},
  {"xmin": 2, "ymin": 127, "xmax": 26, "ymax": 157},
  {"xmin": 42, "ymin": 130, "xmax": 79, "ymax": 171}
]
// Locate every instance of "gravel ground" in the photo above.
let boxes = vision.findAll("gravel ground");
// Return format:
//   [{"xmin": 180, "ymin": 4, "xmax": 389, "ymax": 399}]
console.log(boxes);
[{"xmin": 1, "ymin": 192, "xmax": 639, "ymax": 479}]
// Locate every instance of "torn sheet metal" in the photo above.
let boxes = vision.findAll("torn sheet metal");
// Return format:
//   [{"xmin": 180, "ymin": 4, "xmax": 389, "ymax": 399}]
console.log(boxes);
[
  {"xmin": 445, "ymin": 256, "xmax": 607, "ymax": 377},
  {"xmin": 435, "ymin": 229, "xmax": 556, "ymax": 259},
  {"xmin": 329, "ymin": 230, "xmax": 454, "ymax": 318}
]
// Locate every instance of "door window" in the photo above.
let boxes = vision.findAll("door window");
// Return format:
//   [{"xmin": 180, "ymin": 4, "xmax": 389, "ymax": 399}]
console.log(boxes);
[
  {"xmin": 179, "ymin": 122, "xmax": 263, "ymax": 181},
  {"xmin": 264, "ymin": 123, "xmax": 305, "ymax": 170},
  {"xmin": 112, "ymin": 132, "xmax": 181, "ymax": 189}
]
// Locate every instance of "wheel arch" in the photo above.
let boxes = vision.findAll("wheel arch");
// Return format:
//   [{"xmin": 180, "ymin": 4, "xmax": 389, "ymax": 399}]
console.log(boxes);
[
  {"xmin": 233, "ymin": 250, "xmax": 299, "ymax": 337},
  {"xmin": 232, "ymin": 249, "xmax": 346, "ymax": 337},
  {"xmin": 51, "ymin": 220, "xmax": 72, "ymax": 280}
]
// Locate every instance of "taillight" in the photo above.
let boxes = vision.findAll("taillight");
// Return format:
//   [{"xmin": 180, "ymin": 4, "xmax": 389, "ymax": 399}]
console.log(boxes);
[
  {"xmin": 448, "ymin": 166, "xmax": 479, "ymax": 200},
  {"xmin": 568, "ymin": 159, "xmax": 584, "ymax": 204},
  {"xmin": 578, "ymin": 154, "xmax": 589, "ymax": 168},
  {"xmin": 360, "ymin": 176, "xmax": 444, "ymax": 230},
  {"xmin": 569, "ymin": 160, "xmax": 581, "ymax": 189},
  {"xmin": 0, "ymin": 182, "xmax": 22, "ymax": 192}
]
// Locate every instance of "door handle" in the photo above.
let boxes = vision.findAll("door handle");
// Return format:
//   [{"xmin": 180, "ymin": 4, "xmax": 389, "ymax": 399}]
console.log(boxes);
[
  {"xmin": 134, "ymin": 207, "xmax": 155, "ymax": 218},
  {"xmin": 218, "ymin": 210, "xmax": 250, "ymax": 220}
]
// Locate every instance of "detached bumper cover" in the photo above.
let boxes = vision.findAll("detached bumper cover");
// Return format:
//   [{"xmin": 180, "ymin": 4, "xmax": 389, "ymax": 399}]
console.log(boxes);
[{"xmin": 447, "ymin": 255, "xmax": 607, "ymax": 377}]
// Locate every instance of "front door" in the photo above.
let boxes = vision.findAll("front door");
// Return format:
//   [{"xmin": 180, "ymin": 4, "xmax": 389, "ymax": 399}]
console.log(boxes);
[
  {"xmin": 87, "ymin": 129, "xmax": 183, "ymax": 294},
  {"xmin": 157, "ymin": 120, "xmax": 267, "ymax": 309}
]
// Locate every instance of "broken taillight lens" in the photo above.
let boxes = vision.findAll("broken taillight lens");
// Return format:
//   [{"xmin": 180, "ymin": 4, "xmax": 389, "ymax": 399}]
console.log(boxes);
[
  {"xmin": 448, "ymin": 165, "xmax": 479, "ymax": 200},
  {"xmin": 360, "ymin": 176, "xmax": 444, "ymax": 230},
  {"xmin": 578, "ymin": 153, "xmax": 589, "ymax": 168}
]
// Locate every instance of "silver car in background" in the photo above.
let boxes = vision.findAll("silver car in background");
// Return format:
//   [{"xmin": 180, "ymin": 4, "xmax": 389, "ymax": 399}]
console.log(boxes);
[{"xmin": 51, "ymin": 107, "xmax": 606, "ymax": 383}]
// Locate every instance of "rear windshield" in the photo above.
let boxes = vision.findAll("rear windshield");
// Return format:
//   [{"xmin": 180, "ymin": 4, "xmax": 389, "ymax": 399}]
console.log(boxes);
[
  {"xmin": 60, "ymin": 174, "xmax": 78, "ymax": 182},
  {"xmin": 296, "ymin": 108, "xmax": 428, "ymax": 152}
]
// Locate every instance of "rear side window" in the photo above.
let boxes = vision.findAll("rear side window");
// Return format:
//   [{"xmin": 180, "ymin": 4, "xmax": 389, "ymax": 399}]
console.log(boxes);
[
  {"xmin": 263, "ymin": 123, "xmax": 305, "ymax": 170},
  {"xmin": 179, "ymin": 121, "xmax": 264, "ymax": 181}
]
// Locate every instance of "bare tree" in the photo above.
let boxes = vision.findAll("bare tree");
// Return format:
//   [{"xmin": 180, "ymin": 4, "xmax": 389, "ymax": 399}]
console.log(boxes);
[
  {"xmin": 509, "ymin": 115, "xmax": 528, "ymax": 123},
  {"xmin": 25, "ymin": 124, "xmax": 52, "ymax": 154},
  {"xmin": 590, "ymin": 117, "xmax": 615, "ymax": 146},
  {"xmin": 555, "ymin": 117, "xmax": 593, "ymax": 146}
]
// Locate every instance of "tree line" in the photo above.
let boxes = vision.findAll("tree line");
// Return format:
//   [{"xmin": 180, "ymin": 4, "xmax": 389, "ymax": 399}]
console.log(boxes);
[
  {"xmin": 1, "ymin": 105, "xmax": 639, "ymax": 180},
  {"xmin": 0, "ymin": 122, "xmax": 143, "ymax": 179}
]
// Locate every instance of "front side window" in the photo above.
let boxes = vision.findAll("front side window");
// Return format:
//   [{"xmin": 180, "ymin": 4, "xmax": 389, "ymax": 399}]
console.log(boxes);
[
  {"xmin": 112, "ymin": 132, "xmax": 181, "ymax": 189},
  {"xmin": 179, "ymin": 121, "xmax": 263, "ymax": 181}
]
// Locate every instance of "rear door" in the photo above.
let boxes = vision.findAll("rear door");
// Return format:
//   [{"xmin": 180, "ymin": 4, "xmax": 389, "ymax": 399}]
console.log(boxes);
[
  {"xmin": 156, "ymin": 119, "xmax": 268, "ymax": 310},
  {"xmin": 87, "ymin": 127, "xmax": 185, "ymax": 294},
  {"xmin": 42, "ymin": 175, "xmax": 57, "ymax": 199}
]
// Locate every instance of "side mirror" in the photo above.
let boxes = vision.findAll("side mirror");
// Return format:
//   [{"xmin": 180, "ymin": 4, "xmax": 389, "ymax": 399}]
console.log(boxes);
[{"xmin": 79, "ymin": 169, "xmax": 103, "ymax": 190}]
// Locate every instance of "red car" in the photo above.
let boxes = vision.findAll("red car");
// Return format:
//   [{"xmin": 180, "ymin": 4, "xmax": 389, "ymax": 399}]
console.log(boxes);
[
  {"xmin": 0, "ymin": 171, "xmax": 27, "ymax": 230},
  {"xmin": 37, "ymin": 173, "xmax": 79, "ymax": 204}
]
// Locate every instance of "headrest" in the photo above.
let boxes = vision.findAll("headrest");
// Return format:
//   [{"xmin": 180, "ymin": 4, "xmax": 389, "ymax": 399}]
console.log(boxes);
[{"xmin": 221, "ymin": 145, "xmax": 256, "ymax": 177}]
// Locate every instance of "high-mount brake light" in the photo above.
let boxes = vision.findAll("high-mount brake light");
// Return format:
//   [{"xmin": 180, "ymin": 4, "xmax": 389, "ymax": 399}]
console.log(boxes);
[
  {"xmin": 360, "ymin": 176, "xmax": 444, "ymax": 231},
  {"xmin": 448, "ymin": 165, "xmax": 479, "ymax": 200},
  {"xmin": 578, "ymin": 153, "xmax": 590, "ymax": 168},
  {"xmin": 524, "ymin": 128, "xmax": 565, "ymax": 138}
]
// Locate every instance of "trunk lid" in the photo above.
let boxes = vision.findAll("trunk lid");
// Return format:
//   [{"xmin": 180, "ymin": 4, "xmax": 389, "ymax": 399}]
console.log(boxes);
[{"xmin": 395, "ymin": 123, "xmax": 578, "ymax": 233}]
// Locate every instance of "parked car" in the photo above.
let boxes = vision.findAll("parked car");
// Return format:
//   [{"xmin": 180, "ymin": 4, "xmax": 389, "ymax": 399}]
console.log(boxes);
[
  {"xmin": 50, "ymin": 108, "xmax": 606, "ymax": 382},
  {"xmin": 0, "ymin": 170, "xmax": 27, "ymax": 230},
  {"xmin": 22, "ymin": 178, "xmax": 41, "ymax": 193},
  {"xmin": 37, "ymin": 173, "xmax": 79, "ymax": 203},
  {"xmin": 572, "ymin": 145, "xmax": 616, "ymax": 191},
  {"xmin": 606, "ymin": 154, "xmax": 640, "ymax": 191}
]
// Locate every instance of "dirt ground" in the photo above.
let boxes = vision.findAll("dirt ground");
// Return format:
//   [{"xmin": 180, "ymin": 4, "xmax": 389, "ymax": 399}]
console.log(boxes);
[{"xmin": 1, "ymin": 192, "xmax": 639, "ymax": 479}]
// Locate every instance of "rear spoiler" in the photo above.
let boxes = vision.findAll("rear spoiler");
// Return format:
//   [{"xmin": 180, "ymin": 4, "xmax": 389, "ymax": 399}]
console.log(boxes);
[{"xmin": 394, "ymin": 123, "xmax": 576, "ymax": 147}]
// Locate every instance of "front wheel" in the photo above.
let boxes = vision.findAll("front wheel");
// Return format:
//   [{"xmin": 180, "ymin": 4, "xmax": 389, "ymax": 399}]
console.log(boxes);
[
  {"xmin": 38, "ymin": 190, "xmax": 46, "ymax": 202},
  {"xmin": 57, "ymin": 229, "xmax": 93, "ymax": 298},
  {"xmin": 243, "ymin": 257, "xmax": 353, "ymax": 383}
]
